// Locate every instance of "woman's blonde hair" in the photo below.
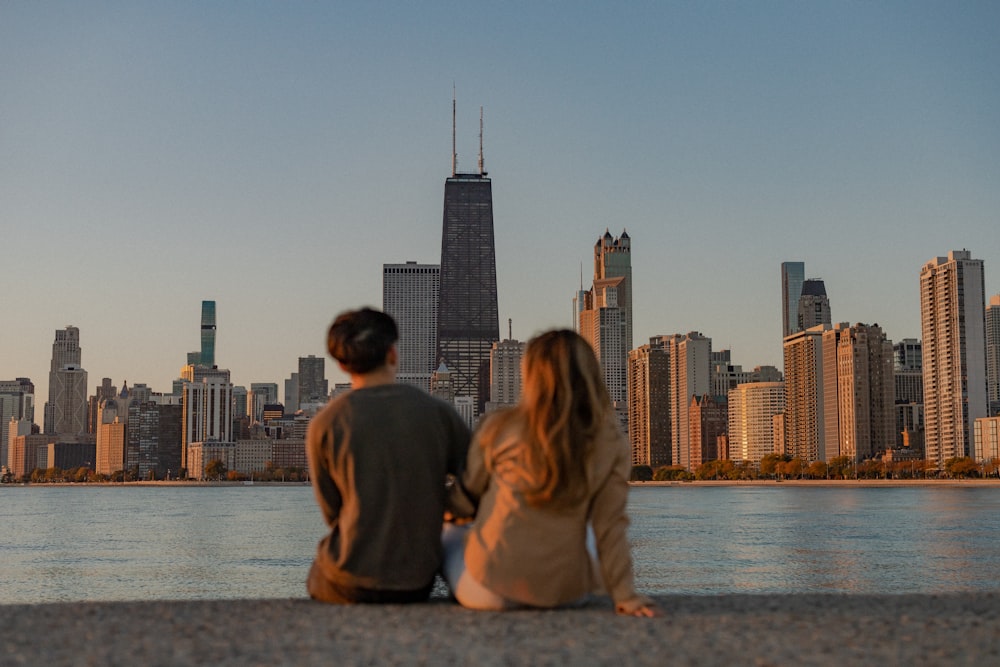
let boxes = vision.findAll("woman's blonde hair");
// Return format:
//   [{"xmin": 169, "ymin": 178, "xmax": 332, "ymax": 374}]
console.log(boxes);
[{"xmin": 483, "ymin": 329, "xmax": 613, "ymax": 507}]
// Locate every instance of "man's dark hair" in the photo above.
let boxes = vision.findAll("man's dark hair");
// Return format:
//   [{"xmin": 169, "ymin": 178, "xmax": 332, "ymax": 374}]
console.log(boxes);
[{"xmin": 327, "ymin": 308, "xmax": 399, "ymax": 375}]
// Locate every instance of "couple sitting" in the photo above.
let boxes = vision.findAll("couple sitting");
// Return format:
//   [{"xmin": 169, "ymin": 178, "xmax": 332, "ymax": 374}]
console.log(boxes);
[{"xmin": 306, "ymin": 308, "xmax": 658, "ymax": 617}]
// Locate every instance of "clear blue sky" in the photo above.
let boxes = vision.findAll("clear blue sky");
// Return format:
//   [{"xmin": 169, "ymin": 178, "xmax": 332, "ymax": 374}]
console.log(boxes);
[{"xmin": 3, "ymin": 2, "xmax": 998, "ymax": 404}]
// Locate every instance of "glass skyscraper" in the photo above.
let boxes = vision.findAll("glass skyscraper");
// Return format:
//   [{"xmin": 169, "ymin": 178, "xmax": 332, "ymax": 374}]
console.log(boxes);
[
  {"xmin": 781, "ymin": 261, "xmax": 805, "ymax": 339},
  {"xmin": 200, "ymin": 300, "xmax": 216, "ymax": 368}
]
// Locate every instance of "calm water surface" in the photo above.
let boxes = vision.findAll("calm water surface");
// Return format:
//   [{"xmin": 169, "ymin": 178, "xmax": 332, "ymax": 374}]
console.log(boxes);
[{"xmin": 2, "ymin": 484, "xmax": 999, "ymax": 604}]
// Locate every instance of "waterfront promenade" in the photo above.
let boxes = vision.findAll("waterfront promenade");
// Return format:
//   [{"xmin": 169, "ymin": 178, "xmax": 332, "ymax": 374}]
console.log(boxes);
[{"xmin": 4, "ymin": 593, "xmax": 999, "ymax": 666}]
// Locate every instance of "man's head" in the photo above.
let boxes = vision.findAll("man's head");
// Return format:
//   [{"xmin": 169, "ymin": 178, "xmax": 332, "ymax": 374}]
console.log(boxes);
[{"xmin": 327, "ymin": 308, "xmax": 399, "ymax": 375}]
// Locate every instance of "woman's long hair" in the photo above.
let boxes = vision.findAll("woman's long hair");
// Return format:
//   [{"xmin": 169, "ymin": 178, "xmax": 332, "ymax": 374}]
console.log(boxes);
[{"xmin": 484, "ymin": 329, "xmax": 614, "ymax": 507}]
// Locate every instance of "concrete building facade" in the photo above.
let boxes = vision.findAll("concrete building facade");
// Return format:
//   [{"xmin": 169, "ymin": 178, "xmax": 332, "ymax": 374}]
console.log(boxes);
[
  {"xmin": 383, "ymin": 261, "xmax": 440, "ymax": 391},
  {"xmin": 727, "ymin": 382, "xmax": 786, "ymax": 466},
  {"xmin": 627, "ymin": 340, "xmax": 671, "ymax": 467},
  {"xmin": 919, "ymin": 250, "xmax": 988, "ymax": 467}
]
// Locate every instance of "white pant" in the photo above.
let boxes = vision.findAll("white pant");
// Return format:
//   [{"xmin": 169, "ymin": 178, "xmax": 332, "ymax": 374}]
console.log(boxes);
[
  {"xmin": 440, "ymin": 522, "xmax": 601, "ymax": 610},
  {"xmin": 440, "ymin": 523, "xmax": 515, "ymax": 610}
]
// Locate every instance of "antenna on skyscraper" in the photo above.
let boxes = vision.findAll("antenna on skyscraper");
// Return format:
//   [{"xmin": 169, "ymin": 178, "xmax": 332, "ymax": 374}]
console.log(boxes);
[
  {"xmin": 508, "ymin": 318, "xmax": 512, "ymax": 341},
  {"xmin": 478, "ymin": 106, "xmax": 485, "ymax": 176},
  {"xmin": 451, "ymin": 85, "xmax": 457, "ymax": 177}
]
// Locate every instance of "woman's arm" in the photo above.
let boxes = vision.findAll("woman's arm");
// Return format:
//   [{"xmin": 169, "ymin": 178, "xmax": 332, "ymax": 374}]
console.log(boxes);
[
  {"xmin": 445, "ymin": 434, "xmax": 490, "ymax": 519},
  {"xmin": 589, "ymin": 432, "xmax": 659, "ymax": 616}
]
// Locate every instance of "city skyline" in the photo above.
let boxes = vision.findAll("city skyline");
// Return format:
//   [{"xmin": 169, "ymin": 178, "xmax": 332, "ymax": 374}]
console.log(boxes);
[{"xmin": 3, "ymin": 3, "xmax": 998, "ymax": 405}]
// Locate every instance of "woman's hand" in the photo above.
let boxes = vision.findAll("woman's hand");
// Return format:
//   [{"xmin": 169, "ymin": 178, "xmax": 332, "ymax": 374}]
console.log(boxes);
[{"xmin": 628, "ymin": 603, "xmax": 663, "ymax": 618}]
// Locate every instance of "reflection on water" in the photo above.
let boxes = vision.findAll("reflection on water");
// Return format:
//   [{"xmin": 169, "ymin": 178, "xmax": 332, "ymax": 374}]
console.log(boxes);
[
  {"xmin": 3, "ymin": 484, "xmax": 1000, "ymax": 603},
  {"xmin": 628, "ymin": 485, "xmax": 1000, "ymax": 595}
]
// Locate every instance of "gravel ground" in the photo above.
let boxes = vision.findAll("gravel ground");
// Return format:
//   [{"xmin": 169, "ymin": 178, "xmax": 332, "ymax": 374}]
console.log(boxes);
[{"xmin": 3, "ymin": 594, "xmax": 999, "ymax": 666}]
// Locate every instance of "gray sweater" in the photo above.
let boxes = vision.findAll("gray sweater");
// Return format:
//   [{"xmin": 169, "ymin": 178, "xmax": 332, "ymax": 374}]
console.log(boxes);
[{"xmin": 307, "ymin": 383, "xmax": 470, "ymax": 592}]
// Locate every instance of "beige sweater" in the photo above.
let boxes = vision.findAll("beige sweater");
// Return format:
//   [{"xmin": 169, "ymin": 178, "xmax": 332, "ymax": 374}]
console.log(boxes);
[{"xmin": 448, "ymin": 414, "xmax": 652, "ymax": 613}]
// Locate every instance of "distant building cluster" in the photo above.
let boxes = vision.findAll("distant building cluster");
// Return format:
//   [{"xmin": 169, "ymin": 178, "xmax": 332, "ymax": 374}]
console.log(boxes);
[
  {"xmin": 616, "ymin": 250, "xmax": 999, "ymax": 475},
  {"xmin": 3, "ymin": 303, "xmax": 315, "ymax": 482},
  {"xmin": 4, "ymin": 113, "xmax": 999, "ymax": 482}
]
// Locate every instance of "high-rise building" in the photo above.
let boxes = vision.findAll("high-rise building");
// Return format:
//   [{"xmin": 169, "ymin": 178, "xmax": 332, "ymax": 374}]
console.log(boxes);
[
  {"xmin": 783, "ymin": 324, "xmax": 831, "ymax": 463},
  {"xmin": 297, "ymin": 356, "xmax": 327, "ymax": 408},
  {"xmin": 711, "ymin": 350, "xmax": 753, "ymax": 398},
  {"xmin": 987, "ymin": 295, "xmax": 1000, "ymax": 416},
  {"xmin": 249, "ymin": 383, "xmax": 279, "ymax": 424},
  {"xmin": 96, "ymin": 396, "xmax": 127, "ymax": 476},
  {"xmin": 593, "ymin": 230, "xmax": 633, "ymax": 354},
  {"xmin": 973, "ymin": 416, "xmax": 1000, "ymax": 462},
  {"xmin": 579, "ymin": 277, "xmax": 628, "ymax": 404},
  {"xmin": 87, "ymin": 378, "xmax": 117, "ymax": 435},
  {"xmin": 689, "ymin": 394, "xmax": 727, "ymax": 469},
  {"xmin": 920, "ymin": 251, "xmax": 988, "ymax": 467},
  {"xmin": 578, "ymin": 230, "xmax": 633, "ymax": 408},
  {"xmin": 232, "ymin": 386, "xmax": 247, "ymax": 422},
  {"xmin": 383, "ymin": 262, "xmax": 440, "ymax": 391},
  {"xmin": 727, "ymin": 382, "xmax": 786, "ymax": 466},
  {"xmin": 126, "ymin": 400, "xmax": 183, "ymax": 480},
  {"xmin": 44, "ymin": 326, "xmax": 88, "ymax": 435},
  {"xmin": 797, "ymin": 279, "xmax": 832, "ymax": 332},
  {"xmin": 627, "ymin": 340, "xmax": 671, "ymax": 467},
  {"xmin": 200, "ymin": 301, "xmax": 216, "ymax": 367},
  {"xmin": 49, "ymin": 325, "xmax": 81, "ymax": 372},
  {"xmin": 658, "ymin": 332, "xmax": 712, "ymax": 470},
  {"xmin": 436, "ymin": 105, "xmax": 499, "ymax": 416},
  {"xmin": 284, "ymin": 373, "xmax": 299, "ymax": 413},
  {"xmin": 8, "ymin": 431, "xmax": 51, "ymax": 480},
  {"xmin": 181, "ymin": 367, "xmax": 233, "ymax": 474},
  {"xmin": 894, "ymin": 339, "xmax": 922, "ymax": 372},
  {"xmin": 1, "ymin": 378, "xmax": 34, "ymax": 470},
  {"xmin": 823, "ymin": 323, "xmax": 895, "ymax": 463},
  {"xmin": 892, "ymin": 339, "xmax": 924, "ymax": 449},
  {"xmin": 486, "ymin": 339, "xmax": 525, "ymax": 413},
  {"xmin": 781, "ymin": 261, "xmax": 805, "ymax": 338}
]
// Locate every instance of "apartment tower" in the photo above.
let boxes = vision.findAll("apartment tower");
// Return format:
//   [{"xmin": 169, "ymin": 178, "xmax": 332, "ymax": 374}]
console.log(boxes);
[
  {"xmin": 823, "ymin": 323, "xmax": 895, "ymax": 463},
  {"xmin": 627, "ymin": 340, "xmax": 671, "ymax": 467},
  {"xmin": 987, "ymin": 295, "xmax": 1000, "ymax": 415},
  {"xmin": 181, "ymin": 367, "xmax": 234, "ymax": 474},
  {"xmin": 783, "ymin": 324, "xmax": 830, "ymax": 463},
  {"xmin": 919, "ymin": 251, "xmax": 988, "ymax": 467},
  {"xmin": 727, "ymin": 382, "xmax": 786, "ymax": 466},
  {"xmin": 486, "ymin": 338, "xmax": 526, "ymax": 413},
  {"xmin": 654, "ymin": 332, "xmax": 712, "ymax": 470}
]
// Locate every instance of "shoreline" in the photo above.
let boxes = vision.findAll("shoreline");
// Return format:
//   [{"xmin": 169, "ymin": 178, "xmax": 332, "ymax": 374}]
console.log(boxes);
[
  {"xmin": 4, "ymin": 478, "xmax": 1000, "ymax": 489},
  {"xmin": 631, "ymin": 478, "xmax": 1000, "ymax": 487},
  {"xmin": 632, "ymin": 478, "xmax": 1000, "ymax": 487},
  {"xmin": 3, "ymin": 594, "xmax": 999, "ymax": 665}
]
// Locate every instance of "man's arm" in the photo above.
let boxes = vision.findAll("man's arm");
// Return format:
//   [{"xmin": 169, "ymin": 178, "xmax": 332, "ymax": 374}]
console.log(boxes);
[{"xmin": 306, "ymin": 420, "xmax": 342, "ymax": 527}]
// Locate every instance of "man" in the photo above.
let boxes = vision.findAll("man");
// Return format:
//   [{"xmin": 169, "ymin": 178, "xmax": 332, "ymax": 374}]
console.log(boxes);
[{"xmin": 306, "ymin": 307, "xmax": 471, "ymax": 603}]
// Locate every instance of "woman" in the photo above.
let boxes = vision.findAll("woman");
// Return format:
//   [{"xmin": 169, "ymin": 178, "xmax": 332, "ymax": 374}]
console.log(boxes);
[{"xmin": 443, "ymin": 329, "xmax": 659, "ymax": 616}]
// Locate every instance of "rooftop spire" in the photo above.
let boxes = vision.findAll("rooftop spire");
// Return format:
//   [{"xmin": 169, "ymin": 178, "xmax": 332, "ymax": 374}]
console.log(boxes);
[
  {"xmin": 451, "ymin": 84, "xmax": 457, "ymax": 177},
  {"xmin": 478, "ymin": 105, "xmax": 485, "ymax": 175}
]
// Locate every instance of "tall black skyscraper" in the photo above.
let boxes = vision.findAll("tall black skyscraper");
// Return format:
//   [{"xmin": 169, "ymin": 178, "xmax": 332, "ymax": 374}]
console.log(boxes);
[{"xmin": 436, "ymin": 101, "xmax": 499, "ymax": 415}]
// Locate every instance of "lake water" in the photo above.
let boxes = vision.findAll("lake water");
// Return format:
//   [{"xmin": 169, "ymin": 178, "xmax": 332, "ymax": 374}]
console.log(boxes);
[{"xmin": 2, "ymin": 484, "xmax": 999, "ymax": 604}]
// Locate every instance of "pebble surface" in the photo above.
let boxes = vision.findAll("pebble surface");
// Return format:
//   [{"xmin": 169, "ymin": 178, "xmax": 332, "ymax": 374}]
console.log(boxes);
[{"xmin": 3, "ymin": 593, "xmax": 1000, "ymax": 666}]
